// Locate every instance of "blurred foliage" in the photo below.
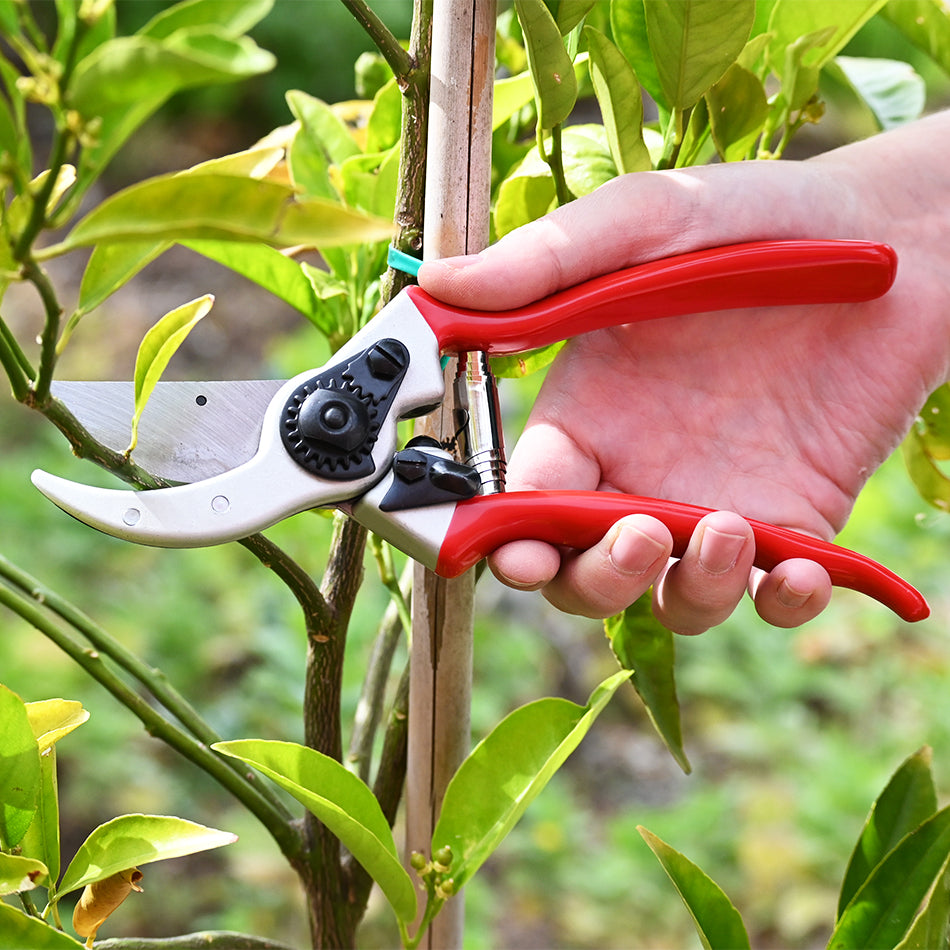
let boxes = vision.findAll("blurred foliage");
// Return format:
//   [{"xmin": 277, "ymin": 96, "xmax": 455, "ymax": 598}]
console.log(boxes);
[{"xmin": 3, "ymin": 0, "xmax": 950, "ymax": 947}]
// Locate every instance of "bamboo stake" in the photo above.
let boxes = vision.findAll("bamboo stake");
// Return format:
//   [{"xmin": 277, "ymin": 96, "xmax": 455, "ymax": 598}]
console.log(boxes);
[{"xmin": 407, "ymin": 2, "xmax": 496, "ymax": 947}]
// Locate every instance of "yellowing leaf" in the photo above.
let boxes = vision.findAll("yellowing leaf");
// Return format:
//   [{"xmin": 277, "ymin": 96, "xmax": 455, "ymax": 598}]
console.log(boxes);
[
  {"xmin": 183, "ymin": 145, "xmax": 284, "ymax": 179},
  {"xmin": 25, "ymin": 699, "xmax": 89, "ymax": 751},
  {"xmin": 61, "ymin": 173, "xmax": 393, "ymax": 250},
  {"xmin": 127, "ymin": 295, "xmax": 214, "ymax": 454},
  {"xmin": 73, "ymin": 867, "xmax": 143, "ymax": 942},
  {"xmin": 7, "ymin": 165, "xmax": 77, "ymax": 235}
]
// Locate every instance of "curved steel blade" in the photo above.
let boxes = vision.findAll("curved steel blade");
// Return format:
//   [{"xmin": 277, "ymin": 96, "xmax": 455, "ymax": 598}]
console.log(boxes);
[
  {"xmin": 34, "ymin": 295, "xmax": 447, "ymax": 547},
  {"xmin": 51, "ymin": 380, "xmax": 282, "ymax": 482}
]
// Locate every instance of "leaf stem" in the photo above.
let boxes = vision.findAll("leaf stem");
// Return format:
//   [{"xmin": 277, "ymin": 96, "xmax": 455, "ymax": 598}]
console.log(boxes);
[{"xmin": 538, "ymin": 124, "xmax": 574, "ymax": 206}]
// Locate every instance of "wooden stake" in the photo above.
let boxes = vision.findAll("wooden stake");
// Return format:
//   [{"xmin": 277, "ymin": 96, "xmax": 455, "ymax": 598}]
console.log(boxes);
[{"xmin": 407, "ymin": 2, "xmax": 496, "ymax": 947}]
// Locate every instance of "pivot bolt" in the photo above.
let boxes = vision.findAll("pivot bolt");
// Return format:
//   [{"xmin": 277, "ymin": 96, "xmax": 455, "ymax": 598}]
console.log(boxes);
[{"xmin": 297, "ymin": 390, "xmax": 370, "ymax": 453}]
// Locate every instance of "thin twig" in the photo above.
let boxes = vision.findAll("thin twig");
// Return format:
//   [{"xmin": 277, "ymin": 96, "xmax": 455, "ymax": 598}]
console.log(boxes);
[
  {"xmin": 348, "ymin": 559, "xmax": 412, "ymax": 782},
  {"xmin": 239, "ymin": 532, "xmax": 332, "ymax": 633}
]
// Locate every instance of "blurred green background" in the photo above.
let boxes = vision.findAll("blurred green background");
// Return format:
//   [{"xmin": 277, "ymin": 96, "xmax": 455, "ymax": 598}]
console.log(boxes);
[{"xmin": 3, "ymin": 3, "xmax": 950, "ymax": 948}]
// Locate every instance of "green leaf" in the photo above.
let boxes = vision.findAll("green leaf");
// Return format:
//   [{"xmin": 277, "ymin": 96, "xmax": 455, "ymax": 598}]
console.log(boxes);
[
  {"xmin": 62, "ymin": 173, "xmax": 393, "ymax": 250},
  {"xmin": 56, "ymin": 814, "xmax": 236, "ymax": 900},
  {"xmin": 186, "ymin": 145, "xmax": 284, "ymax": 179},
  {"xmin": 183, "ymin": 240, "xmax": 320, "ymax": 318},
  {"xmin": 766, "ymin": 0, "xmax": 887, "ymax": 77},
  {"xmin": 604, "ymin": 596, "xmax": 690, "ymax": 774},
  {"xmin": 838, "ymin": 747, "xmax": 938, "ymax": 919},
  {"xmin": 706, "ymin": 61, "xmax": 769, "ymax": 162},
  {"xmin": 550, "ymin": 0, "xmax": 597, "ymax": 34},
  {"xmin": 829, "ymin": 804, "xmax": 950, "ymax": 949},
  {"xmin": 911, "ymin": 385, "xmax": 950, "ymax": 460},
  {"xmin": 516, "ymin": 0, "xmax": 579, "ymax": 128},
  {"xmin": 138, "ymin": 0, "xmax": 274, "ymax": 40},
  {"xmin": 882, "ymin": 0, "xmax": 950, "ymax": 77},
  {"xmin": 494, "ymin": 168, "xmax": 557, "ymax": 238},
  {"xmin": 895, "ymin": 854, "xmax": 950, "ymax": 949},
  {"xmin": 19, "ymin": 745, "xmax": 61, "ymax": 889},
  {"xmin": 21, "ymin": 701, "xmax": 83, "ymax": 882},
  {"xmin": 644, "ymin": 0, "xmax": 755, "ymax": 110},
  {"xmin": 25, "ymin": 699, "xmax": 89, "ymax": 752},
  {"xmin": 901, "ymin": 429, "xmax": 950, "ymax": 513},
  {"xmin": 6, "ymin": 166, "xmax": 76, "ymax": 237},
  {"xmin": 494, "ymin": 123, "xmax": 617, "ymax": 236},
  {"xmin": 834, "ymin": 56, "xmax": 926, "ymax": 131},
  {"xmin": 584, "ymin": 26, "xmax": 651, "ymax": 173},
  {"xmin": 336, "ymin": 147, "xmax": 400, "ymax": 221},
  {"xmin": 69, "ymin": 31, "xmax": 275, "ymax": 115},
  {"xmin": 286, "ymin": 89, "xmax": 360, "ymax": 202},
  {"xmin": 0, "ymin": 93, "xmax": 19, "ymax": 164},
  {"xmin": 639, "ymin": 827, "xmax": 751, "ymax": 950},
  {"xmin": 0, "ymin": 901, "xmax": 83, "ymax": 949},
  {"xmin": 611, "ymin": 0, "xmax": 666, "ymax": 110},
  {"xmin": 300, "ymin": 263, "xmax": 352, "ymax": 340},
  {"xmin": 0, "ymin": 684, "xmax": 40, "ymax": 850},
  {"xmin": 432, "ymin": 671, "xmax": 631, "ymax": 890},
  {"xmin": 69, "ymin": 25, "xmax": 275, "ymax": 203},
  {"xmin": 493, "ymin": 70, "xmax": 538, "ymax": 130},
  {"xmin": 365, "ymin": 78, "xmax": 403, "ymax": 154},
  {"xmin": 491, "ymin": 341, "xmax": 565, "ymax": 379},
  {"xmin": 77, "ymin": 240, "xmax": 171, "ymax": 316},
  {"xmin": 213, "ymin": 739, "xmax": 417, "ymax": 923},
  {"xmin": 0, "ymin": 852, "xmax": 47, "ymax": 895},
  {"xmin": 74, "ymin": 145, "xmax": 283, "ymax": 316},
  {"xmin": 0, "ymin": 0, "xmax": 18, "ymax": 35},
  {"xmin": 128, "ymin": 294, "xmax": 214, "ymax": 453}
]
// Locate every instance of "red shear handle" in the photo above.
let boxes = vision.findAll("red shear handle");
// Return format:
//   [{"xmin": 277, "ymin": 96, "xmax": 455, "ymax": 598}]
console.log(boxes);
[
  {"xmin": 408, "ymin": 240, "xmax": 898, "ymax": 356},
  {"xmin": 435, "ymin": 492, "xmax": 929, "ymax": 623}
]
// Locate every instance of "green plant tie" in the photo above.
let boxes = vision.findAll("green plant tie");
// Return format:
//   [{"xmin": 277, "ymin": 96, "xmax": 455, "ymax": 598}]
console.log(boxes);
[{"xmin": 387, "ymin": 245, "xmax": 422, "ymax": 279}]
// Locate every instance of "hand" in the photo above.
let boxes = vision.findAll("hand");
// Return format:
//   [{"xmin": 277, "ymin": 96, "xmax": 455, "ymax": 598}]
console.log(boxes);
[{"xmin": 418, "ymin": 115, "xmax": 950, "ymax": 633}]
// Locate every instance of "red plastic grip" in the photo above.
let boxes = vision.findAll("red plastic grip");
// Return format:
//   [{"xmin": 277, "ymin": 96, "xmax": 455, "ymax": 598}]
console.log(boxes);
[
  {"xmin": 408, "ymin": 240, "xmax": 898, "ymax": 355},
  {"xmin": 435, "ymin": 491, "xmax": 928, "ymax": 622}
]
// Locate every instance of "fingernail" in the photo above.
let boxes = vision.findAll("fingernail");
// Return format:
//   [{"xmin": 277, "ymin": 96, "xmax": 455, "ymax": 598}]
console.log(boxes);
[
  {"xmin": 608, "ymin": 524, "xmax": 667, "ymax": 576},
  {"xmin": 776, "ymin": 577, "xmax": 811, "ymax": 609},
  {"xmin": 698, "ymin": 527, "xmax": 746, "ymax": 575}
]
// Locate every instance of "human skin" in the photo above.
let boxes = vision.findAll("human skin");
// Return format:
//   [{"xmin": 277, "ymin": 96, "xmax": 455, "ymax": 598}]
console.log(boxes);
[{"xmin": 417, "ymin": 111, "xmax": 950, "ymax": 634}]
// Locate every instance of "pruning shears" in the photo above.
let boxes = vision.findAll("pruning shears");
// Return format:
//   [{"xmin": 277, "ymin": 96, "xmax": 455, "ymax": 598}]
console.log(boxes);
[{"xmin": 32, "ymin": 239, "xmax": 930, "ymax": 623}]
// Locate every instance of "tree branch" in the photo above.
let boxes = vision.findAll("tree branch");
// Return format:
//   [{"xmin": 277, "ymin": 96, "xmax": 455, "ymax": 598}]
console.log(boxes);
[
  {"xmin": 0, "ymin": 581, "xmax": 303, "ymax": 863},
  {"xmin": 95, "ymin": 933, "xmax": 297, "ymax": 950},
  {"xmin": 339, "ymin": 0, "xmax": 414, "ymax": 79}
]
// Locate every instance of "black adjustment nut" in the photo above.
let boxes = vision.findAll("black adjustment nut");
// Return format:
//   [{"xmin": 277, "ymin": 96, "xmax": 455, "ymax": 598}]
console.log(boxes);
[{"xmin": 392, "ymin": 449, "xmax": 429, "ymax": 483}]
